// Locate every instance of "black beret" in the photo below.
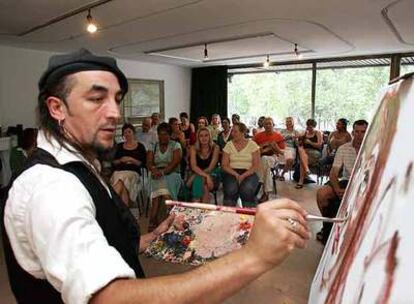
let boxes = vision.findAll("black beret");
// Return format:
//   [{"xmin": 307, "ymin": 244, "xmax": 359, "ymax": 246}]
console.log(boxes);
[{"xmin": 38, "ymin": 48, "xmax": 128, "ymax": 95}]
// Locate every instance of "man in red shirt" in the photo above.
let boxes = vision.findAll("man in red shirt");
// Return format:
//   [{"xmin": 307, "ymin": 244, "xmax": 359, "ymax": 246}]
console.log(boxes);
[{"xmin": 253, "ymin": 117, "xmax": 285, "ymax": 202}]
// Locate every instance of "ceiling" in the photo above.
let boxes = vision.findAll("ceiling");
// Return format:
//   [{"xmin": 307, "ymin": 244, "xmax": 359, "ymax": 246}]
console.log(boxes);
[{"xmin": 0, "ymin": 0, "xmax": 413, "ymax": 67}]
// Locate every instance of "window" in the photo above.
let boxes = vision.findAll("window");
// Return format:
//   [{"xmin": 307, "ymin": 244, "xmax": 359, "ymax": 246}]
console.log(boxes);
[
  {"xmin": 228, "ymin": 69, "xmax": 312, "ymax": 131},
  {"xmin": 315, "ymin": 67, "xmax": 390, "ymax": 130}
]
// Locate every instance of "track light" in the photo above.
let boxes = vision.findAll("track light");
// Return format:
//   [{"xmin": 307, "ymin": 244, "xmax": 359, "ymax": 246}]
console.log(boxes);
[
  {"xmin": 263, "ymin": 55, "xmax": 270, "ymax": 69},
  {"xmin": 294, "ymin": 43, "xmax": 303, "ymax": 59},
  {"xmin": 204, "ymin": 43, "xmax": 209, "ymax": 60},
  {"xmin": 86, "ymin": 9, "xmax": 97, "ymax": 33}
]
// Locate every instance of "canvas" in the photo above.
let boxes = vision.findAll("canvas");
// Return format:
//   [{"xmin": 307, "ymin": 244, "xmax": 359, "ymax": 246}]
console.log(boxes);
[
  {"xmin": 309, "ymin": 73, "xmax": 414, "ymax": 303},
  {"xmin": 145, "ymin": 206, "xmax": 254, "ymax": 266}
]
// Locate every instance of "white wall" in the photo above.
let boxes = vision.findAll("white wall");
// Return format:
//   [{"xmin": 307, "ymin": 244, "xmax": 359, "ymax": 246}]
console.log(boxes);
[{"xmin": 0, "ymin": 45, "xmax": 191, "ymax": 129}]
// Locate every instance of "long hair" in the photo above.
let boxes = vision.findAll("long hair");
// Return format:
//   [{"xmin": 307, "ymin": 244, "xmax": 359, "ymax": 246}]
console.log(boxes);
[{"xmin": 194, "ymin": 127, "xmax": 214, "ymax": 151}]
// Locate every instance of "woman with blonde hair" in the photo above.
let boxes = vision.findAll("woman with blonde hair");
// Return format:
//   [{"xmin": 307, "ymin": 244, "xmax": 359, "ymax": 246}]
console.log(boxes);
[{"xmin": 187, "ymin": 127, "xmax": 220, "ymax": 202}]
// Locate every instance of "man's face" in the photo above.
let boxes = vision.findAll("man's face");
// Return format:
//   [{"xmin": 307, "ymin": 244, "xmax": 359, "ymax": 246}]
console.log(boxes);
[
  {"xmin": 286, "ymin": 118, "xmax": 293, "ymax": 128},
  {"xmin": 336, "ymin": 120, "xmax": 346, "ymax": 131},
  {"xmin": 264, "ymin": 119, "xmax": 273, "ymax": 132},
  {"xmin": 151, "ymin": 114, "xmax": 160, "ymax": 125},
  {"xmin": 352, "ymin": 124, "xmax": 368, "ymax": 145},
  {"xmin": 142, "ymin": 119, "xmax": 151, "ymax": 132},
  {"xmin": 61, "ymin": 71, "xmax": 122, "ymax": 152}
]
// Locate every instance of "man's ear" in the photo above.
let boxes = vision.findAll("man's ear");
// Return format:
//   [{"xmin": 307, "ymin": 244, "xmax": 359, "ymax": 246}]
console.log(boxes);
[{"xmin": 46, "ymin": 96, "xmax": 67, "ymax": 121}]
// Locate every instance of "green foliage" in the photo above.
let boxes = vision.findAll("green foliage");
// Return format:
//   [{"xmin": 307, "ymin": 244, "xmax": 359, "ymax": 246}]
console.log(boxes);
[{"xmin": 228, "ymin": 66, "xmax": 390, "ymax": 130}]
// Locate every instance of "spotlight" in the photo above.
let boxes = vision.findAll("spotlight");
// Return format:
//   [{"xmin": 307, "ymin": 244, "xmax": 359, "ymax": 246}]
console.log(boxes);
[
  {"xmin": 294, "ymin": 43, "xmax": 303, "ymax": 59},
  {"xmin": 86, "ymin": 9, "xmax": 97, "ymax": 33},
  {"xmin": 263, "ymin": 55, "xmax": 270, "ymax": 69},
  {"xmin": 204, "ymin": 43, "xmax": 209, "ymax": 60}
]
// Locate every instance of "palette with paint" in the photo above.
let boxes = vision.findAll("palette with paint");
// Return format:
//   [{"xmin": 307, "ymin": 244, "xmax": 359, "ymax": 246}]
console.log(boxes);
[{"xmin": 145, "ymin": 206, "xmax": 254, "ymax": 266}]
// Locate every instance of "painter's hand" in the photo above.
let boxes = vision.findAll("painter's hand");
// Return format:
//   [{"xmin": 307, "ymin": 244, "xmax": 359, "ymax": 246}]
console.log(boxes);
[
  {"xmin": 153, "ymin": 213, "xmax": 175, "ymax": 237},
  {"xmin": 244, "ymin": 199, "xmax": 310, "ymax": 270}
]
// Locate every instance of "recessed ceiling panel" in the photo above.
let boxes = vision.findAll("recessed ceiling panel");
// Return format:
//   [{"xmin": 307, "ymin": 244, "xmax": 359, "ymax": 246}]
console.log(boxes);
[
  {"xmin": 0, "ymin": 0, "xmax": 95, "ymax": 35},
  {"xmin": 386, "ymin": 0, "xmax": 414, "ymax": 45}
]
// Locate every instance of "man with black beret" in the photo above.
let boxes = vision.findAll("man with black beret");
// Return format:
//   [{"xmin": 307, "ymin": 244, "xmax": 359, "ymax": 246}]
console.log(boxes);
[{"xmin": 3, "ymin": 49, "xmax": 310, "ymax": 303}]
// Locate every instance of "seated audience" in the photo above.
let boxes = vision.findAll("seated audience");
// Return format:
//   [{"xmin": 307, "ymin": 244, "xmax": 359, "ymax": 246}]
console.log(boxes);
[
  {"xmin": 9, "ymin": 128, "xmax": 37, "ymax": 176},
  {"xmin": 280, "ymin": 117, "xmax": 300, "ymax": 180},
  {"xmin": 217, "ymin": 117, "xmax": 232, "ymax": 150},
  {"xmin": 316, "ymin": 119, "xmax": 368, "ymax": 244},
  {"xmin": 196, "ymin": 116, "xmax": 209, "ymax": 130},
  {"xmin": 136, "ymin": 117, "xmax": 157, "ymax": 149},
  {"xmin": 222, "ymin": 122, "xmax": 260, "ymax": 207},
  {"xmin": 252, "ymin": 116, "xmax": 265, "ymax": 136},
  {"xmin": 179, "ymin": 112, "xmax": 196, "ymax": 145},
  {"xmin": 147, "ymin": 122, "xmax": 182, "ymax": 231},
  {"xmin": 187, "ymin": 127, "xmax": 220, "ymax": 202},
  {"xmin": 111, "ymin": 123, "xmax": 147, "ymax": 206},
  {"xmin": 296, "ymin": 119, "xmax": 323, "ymax": 188},
  {"xmin": 253, "ymin": 117, "xmax": 285, "ymax": 202},
  {"xmin": 207, "ymin": 113, "xmax": 222, "ymax": 142},
  {"xmin": 322, "ymin": 118, "xmax": 352, "ymax": 165}
]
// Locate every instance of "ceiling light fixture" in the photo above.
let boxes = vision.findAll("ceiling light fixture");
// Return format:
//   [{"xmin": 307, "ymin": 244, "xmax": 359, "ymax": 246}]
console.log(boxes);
[
  {"xmin": 263, "ymin": 55, "xmax": 270, "ymax": 69},
  {"xmin": 294, "ymin": 43, "xmax": 303, "ymax": 59},
  {"xmin": 204, "ymin": 43, "xmax": 209, "ymax": 60},
  {"xmin": 86, "ymin": 8, "xmax": 98, "ymax": 33}
]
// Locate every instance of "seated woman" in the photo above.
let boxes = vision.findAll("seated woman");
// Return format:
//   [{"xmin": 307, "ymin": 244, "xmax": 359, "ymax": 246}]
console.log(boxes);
[
  {"xmin": 221, "ymin": 122, "xmax": 260, "ymax": 207},
  {"xmin": 147, "ymin": 122, "xmax": 182, "ymax": 231},
  {"xmin": 169, "ymin": 117, "xmax": 187, "ymax": 178},
  {"xmin": 9, "ymin": 128, "xmax": 37, "ymax": 176},
  {"xmin": 296, "ymin": 118, "xmax": 323, "ymax": 188},
  {"xmin": 111, "ymin": 123, "xmax": 146, "ymax": 206},
  {"xmin": 322, "ymin": 118, "xmax": 352, "ymax": 165},
  {"xmin": 179, "ymin": 112, "xmax": 196, "ymax": 145},
  {"xmin": 217, "ymin": 117, "xmax": 232, "ymax": 150},
  {"xmin": 196, "ymin": 116, "xmax": 209, "ymax": 130},
  {"xmin": 280, "ymin": 117, "xmax": 300, "ymax": 180},
  {"xmin": 187, "ymin": 127, "xmax": 220, "ymax": 203},
  {"xmin": 252, "ymin": 116, "xmax": 265, "ymax": 137}
]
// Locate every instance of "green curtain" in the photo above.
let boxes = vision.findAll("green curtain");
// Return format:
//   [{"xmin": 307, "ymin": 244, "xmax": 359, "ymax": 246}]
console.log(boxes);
[{"xmin": 190, "ymin": 66, "xmax": 228, "ymax": 123}]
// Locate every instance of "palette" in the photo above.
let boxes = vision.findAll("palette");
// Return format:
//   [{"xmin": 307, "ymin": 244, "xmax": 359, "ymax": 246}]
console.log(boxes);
[{"xmin": 145, "ymin": 206, "xmax": 254, "ymax": 266}]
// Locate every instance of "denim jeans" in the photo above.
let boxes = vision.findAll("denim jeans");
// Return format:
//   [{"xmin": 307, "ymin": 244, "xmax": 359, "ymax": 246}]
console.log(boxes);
[{"xmin": 223, "ymin": 169, "xmax": 259, "ymax": 208}]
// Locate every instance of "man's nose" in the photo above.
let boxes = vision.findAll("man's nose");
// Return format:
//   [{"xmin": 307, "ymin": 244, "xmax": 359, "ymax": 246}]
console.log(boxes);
[{"xmin": 106, "ymin": 98, "xmax": 121, "ymax": 122}]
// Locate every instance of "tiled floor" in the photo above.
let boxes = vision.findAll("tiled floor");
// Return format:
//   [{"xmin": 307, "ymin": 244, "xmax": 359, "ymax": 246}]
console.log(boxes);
[{"xmin": 0, "ymin": 178, "xmax": 325, "ymax": 303}]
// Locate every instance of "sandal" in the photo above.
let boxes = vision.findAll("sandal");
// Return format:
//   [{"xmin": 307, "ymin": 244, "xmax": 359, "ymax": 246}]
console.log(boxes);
[{"xmin": 295, "ymin": 184, "xmax": 303, "ymax": 189}]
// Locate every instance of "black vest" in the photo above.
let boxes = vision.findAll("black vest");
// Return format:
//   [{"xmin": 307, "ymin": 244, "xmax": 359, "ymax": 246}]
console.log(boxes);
[{"xmin": 1, "ymin": 148, "xmax": 145, "ymax": 303}]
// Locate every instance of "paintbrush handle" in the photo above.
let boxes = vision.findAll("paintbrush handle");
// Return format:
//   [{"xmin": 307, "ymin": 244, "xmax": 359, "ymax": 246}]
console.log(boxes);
[
  {"xmin": 305, "ymin": 214, "xmax": 347, "ymax": 223},
  {"xmin": 165, "ymin": 200, "xmax": 256, "ymax": 215},
  {"xmin": 165, "ymin": 201, "xmax": 348, "ymax": 222}
]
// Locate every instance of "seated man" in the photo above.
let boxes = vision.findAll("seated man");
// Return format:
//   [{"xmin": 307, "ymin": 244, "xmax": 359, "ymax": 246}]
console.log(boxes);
[
  {"xmin": 136, "ymin": 117, "xmax": 157, "ymax": 150},
  {"xmin": 253, "ymin": 117, "xmax": 285, "ymax": 202},
  {"xmin": 316, "ymin": 119, "xmax": 368, "ymax": 244}
]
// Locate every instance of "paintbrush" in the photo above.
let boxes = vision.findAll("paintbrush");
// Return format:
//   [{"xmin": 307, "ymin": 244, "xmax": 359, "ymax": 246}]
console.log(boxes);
[{"xmin": 165, "ymin": 200, "xmax": 348, "ymax": 223}]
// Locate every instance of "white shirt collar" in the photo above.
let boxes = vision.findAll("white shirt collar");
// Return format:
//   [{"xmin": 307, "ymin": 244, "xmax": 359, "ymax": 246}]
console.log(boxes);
[{"xmin": 37, "ymin": 130, "xmax": 101, "ymax": 172}]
